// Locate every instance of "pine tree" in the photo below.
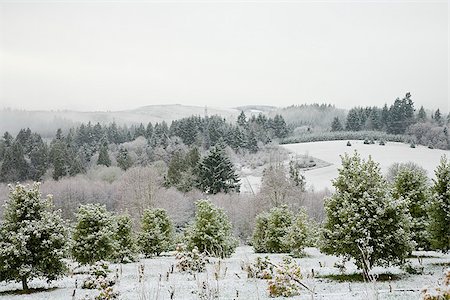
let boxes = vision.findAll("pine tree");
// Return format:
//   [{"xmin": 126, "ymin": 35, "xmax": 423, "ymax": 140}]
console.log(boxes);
[
  {"xmin": 117, "ymin": 147, "xmax": 133, "ymax": 170},
  {"xmin": 0, "ymin": 141, "xmax": 29, "ymax": 183},
  {"xmin": 434, "ymin": 109, "xmax": 443, "ymax": 125},
  {"xmin": 237, "ymin": 111, "xmax": 248, "ymax": 128},
  {"xmin": 196, "ymin": 145, "xmax": 240, "ymax": 194},
  {"xmin": 428, "ymin": 156, "xmax": 450, "ymax": 252},
  {"xmin": 113, "ymin": 213, "xmax": 137, "ymax": 263},
  {"xmin": 0, "ymin": 183, "xmax": 68, "ymax": 291},
  {"xmin": 417, "ymin": 106, "xmax": 427, "ymax": 122},
  {"xmin": 272, "ymin": 114, "xmax": 288, "ymax": 139},
  {"xmin": 97, "ymin": 142, "xmax": 111, "ymax": 167},
  {"xmin": 185, "ymin": 199, "xmax": 237, "ymax": 258},
  {"xmin": 392, "ymin": 166, "xmax": 431, "ymax": 250},
  {"xmin": 72, "ymin": 204, "xmax": 116, "ymax": 265},
  {"xmin": 345, "ymin": 108, "xmax": 361, "ymax": 131},
  {"xmin": 246, "ymin": 130, "xmax": 258, "ymax": 153},
  {"xmin": 331, "ymin": 117, "xmax": 343, "ymax": 131},
  {"xmin": 29, "ymin": 133, "xmax": 49, "ymax": 181},
  {"xmin": 321, "ymin": 152, "xmax": 413, "ymax": 277},
  {"xmin": 138, "ymin": 208, "xmax": 173, "ymax": 257}
]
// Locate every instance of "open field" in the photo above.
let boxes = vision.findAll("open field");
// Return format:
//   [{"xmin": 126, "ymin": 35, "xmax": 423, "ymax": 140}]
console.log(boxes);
[
  {"xmin": 282, "ymin": 140, "xmax": 450, "ymax": 190},
  {"xmin": 0, "ymin": 246, "xmax": 448, "ymax": 300}
]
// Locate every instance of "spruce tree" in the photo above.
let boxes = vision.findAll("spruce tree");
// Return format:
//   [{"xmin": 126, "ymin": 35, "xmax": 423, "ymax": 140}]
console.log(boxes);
[
  {"xmin": 113, "ymin": 213, "xmax": 137, "ymax": 263},
  {"xmin": 331, "ymin": 117, "xmax": 343, "ymax": 131},
  {"xmin": 117, "ymin": 147, "xmax": 133, "ymax": 170},
  {"xmin": 72, "ymin": 204, "xmax": 116, "ymax": 264},
  {"xmin": 237, "ymin": 111, "xmax": 248, "ymax": 128},
  {"xmin": 97, "ymin": 142, "xmax": 111, "ymax": 167},
  {"xmin": 0, "ymin": 183, "xmax": 68, "ymax": 291},
  {"xmin": 138, "ymin": 208, "xmax": 173, "ymax": 257},
  {"xmin": 428, "ymin": 156, "xmax": 450, "ymax": 252},
  {"xmin": 417, "ymin": 106, "xmax": 427, "ymax": 122},
  {"xmin": 321, "ymin": 152, "xmax": 413, "ymax": 276},
  {"xmin": 0, "ymin": 141, "xmax": 29, "ymax": 183},
  {"xmin": 185, "ymin": 199, "xmax": 237, "ymax": 258},
  {"xmin": 196, "ymin": 145, "xmax": 240, "ymax": 194}
]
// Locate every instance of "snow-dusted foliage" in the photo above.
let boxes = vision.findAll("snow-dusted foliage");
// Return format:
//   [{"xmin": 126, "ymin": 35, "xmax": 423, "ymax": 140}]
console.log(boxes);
[
  {"xmin": 185, "ymin": 199, "xmax": 238, "ymax": 258},
  {"xmin": 72, "ymin": 204, "xmax": 116, "ymax": 265},
  {"xmin": 0, "ymin": 183, "xmax": 69, "ymax": 291},
  {"xmin": 252, "ymin": 206, "xmax": 309, "ymax": 256},
  {"xmin": 245, "ymin": 256, "xmax": 274, "ymax": 279},
  {"xmin": 392, "ymin": 164, "xmax": 431, "ymax": 250},
  {"xmin": 321, "ymin": 152, "xmax": 413, "ymax": 276},
  {"xmin": 138, "ymin": 208, "xmax": 173, "ymax": 257},
  {"xmin": 112, "ymin": 213, "xmax": 137, "ymax": 263},
  {"xmin": 267, "ymin": 256, "xmax": 303, "ymax": 297},
  {"xmin": 175, "ymin": 243, "xmax": 208, "ymax": 273},
  {"xmin": 82, "ymin": 261, "xmax": 115, "ymax": 289},
  {"xmin": 428, "ymin": 156, "xmax": 450, "ymax": 252}
]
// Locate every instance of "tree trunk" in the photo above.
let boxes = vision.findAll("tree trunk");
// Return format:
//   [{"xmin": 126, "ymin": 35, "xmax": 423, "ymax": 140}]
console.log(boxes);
[{"xmin": 21, "ymin": 276, "xmax": 28, "ymax": 291}]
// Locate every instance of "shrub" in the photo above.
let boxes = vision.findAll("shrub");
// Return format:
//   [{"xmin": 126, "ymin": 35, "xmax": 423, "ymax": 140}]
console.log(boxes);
[
  {"xmin": 72, "ymin": 204, "xmax": 116, "ymax": 265},
  {"xmin": 113, "ymin": 213, "xmax": 137, "ymax": 263},
  {"xmin": 267, "ymin": 257, "xmax": 303, "ymax": 297},
  {"xmin": 421, "ymin": 268, "xmax": 449, "ymax": 300},
  {"xmin": 138, "ymin": 208, "xmax": 173, "ymax": 257},
  {"xmin": 185, "ymin": 199, "xmax": 237, "ymax": 258},
  {"xmin": 321, "ymin": 152, "xmax": 413, "ymax": 278},
  {"xmin": 252, "ymin": 206, "xmax": 293, "ymax": 253},
  {"xmin": 0, "ymin": 183, "xmax": 69, "ymax": 291},
  {"xmin": 82, "ymin": 261, "xmax": 115, "ymax": 289},
  {"xmin": 346, "ymin": 141, "xmax": 352, "ymax": 146},
  {"xmin": 175, "ymin": 243, "xmax": 208, "ymax": 273},
  {"xmin": 245, "ymin": 256, "xmax": 274, "ymax": 279},
  {"xmin": 285, "ymin": 209, "xmax": 310, "ymax": 257}
]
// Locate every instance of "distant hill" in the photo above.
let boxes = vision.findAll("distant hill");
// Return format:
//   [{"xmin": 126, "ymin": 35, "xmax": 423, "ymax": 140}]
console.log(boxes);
[{"xmin": 0, "ymin": 104, "xmax": 241, "ymax": 137}]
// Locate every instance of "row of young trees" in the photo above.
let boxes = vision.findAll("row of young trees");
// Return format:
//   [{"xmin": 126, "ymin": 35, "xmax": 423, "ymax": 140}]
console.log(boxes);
[
  {"xmin": 0, "ymin": 183, "xmax": 237, "ymax": 291},
  {"xmin": 0, "ymin": 112, "xmax": 288, "ymax": 184}
]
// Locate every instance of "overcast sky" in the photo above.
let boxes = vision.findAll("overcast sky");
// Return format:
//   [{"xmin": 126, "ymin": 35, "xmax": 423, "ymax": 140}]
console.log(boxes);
[{"xmin": 0, "ymin": 1, "xmax": 448, "ymax": 112}]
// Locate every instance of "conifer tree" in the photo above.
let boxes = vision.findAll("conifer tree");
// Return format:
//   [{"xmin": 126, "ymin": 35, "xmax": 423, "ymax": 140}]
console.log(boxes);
[
  {"xmin": 113, "ymin": 213, "xmax": 137, "ymax": 263},
  {"xmin": 417, "ymin": 106, "xmax": 427, "ymax": 122},
  {"xmin": 428, "ymin": 156, "xmax": 450, "ymax": 252},
  {"xmin": 321, "ymin": 152, "xmax": 413, "ymax": 277},
  {"xmin": 196, "ymin": 145, "xmax": 240, "ymax": 194},
  {"xmin": 0, "ymin": 183, "xmax": 68, "ymax": 291},
  {"xmin": 72, "ymin": 204, "xmax": 116, "ymax": 264},
  {"xmin": 185, "ymin": 199, "xmax": 237, "ymax": 258},
  {"xmin": 237, "ymin": 111, "xmax": 248, "ymax": 128},
  {"xmin": 97, "ymin": 142, "xmax": 111, "ymax": 167},
  {"xmin": 331, "ymin": 117, "xmax": 343, "ymax": 131},
  {"xmin": 138, "ymin": 208, "xmax": 173, "ymax": 257},
  {"xmin": 117, "ymin": 147, "xmax": 132, "ymax": 170},
  {"xmin": 392, "ymin": 166, "xmax": 431, "ymax": 249},
  {"xmin": 0, "ymin": 141, "xmax": 29, "ymax": 183}
]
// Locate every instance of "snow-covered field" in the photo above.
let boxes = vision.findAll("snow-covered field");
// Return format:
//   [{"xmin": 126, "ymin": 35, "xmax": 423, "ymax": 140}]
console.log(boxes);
[
  {"xmin": 282, "ymin": 140, "xmax": 450, "ymax": 190},
  {"xmin": 0, "ymin": 246, "xmax": 448, "ymax": 300}
]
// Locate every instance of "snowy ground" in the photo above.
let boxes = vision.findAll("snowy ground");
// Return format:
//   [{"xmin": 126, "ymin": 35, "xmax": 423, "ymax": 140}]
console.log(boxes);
[
  {"xmin": 282, "ymin": 140, "xmax": 450, "ymax": 191},
  {"xmin": 1, "ymin": 246, "xmax": 448, "ymax": 300}
]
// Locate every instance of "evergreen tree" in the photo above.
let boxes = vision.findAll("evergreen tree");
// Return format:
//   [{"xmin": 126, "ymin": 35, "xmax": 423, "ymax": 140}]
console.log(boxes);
[
  {"xmin": 246, "ymin": 130, "xmax": 258, "ymax": 153},
  {"xmin": 428, "ymin": 156, "xmax": 450, "ymax": 252},
  {"xmin": 321, "ymin": 152, "xmax": 413, "ymax": 277},
  {"xmin": 387, "ymin": 93, "xmax": 415, "ymax": 134},
  {"xmin": 345, "ymin": 108, "xmax": 361, "ymax": 131},
  {"xmin": 392, "ymin": 166, "xmax": 431, "ymax": 250},
  {"xmin": 29, "ymin": 133, "xmax": 49, "ymax": 181},
  {"xmin": 0, "ymin": 183, "xmax": 68, "ymax": 291},
  {"xmin": 113, "ymin": 213, "xmax": 137, "ymax": 263},
  {"xmin": 237, "ymin": 111, "xmax": 248, "ymax": 128},
  {"xmin": 331, "ymin": 117, "xmax": 343, "ymax": 131},
  {"xmin": 381, "ymin": 104, "xmax": 390, "ymax": 130},
  {"xmin": 417, "ymin": 106, "xmax": 427, "ymax": 122},
  {"xmin": 138, "ymin": 208, "xmax": 173, "ymax": 257},
  {"xmin": 185, "ymin": 199, "xmax": 237, "ymax": 258},
  {"xmin": 196, "ymin": 145, "xmax": 240, "ymax": 194},
  {"xmin": 434, "ymin": 109, "xmax": 442, "ymax": 125},
  {"xmin": 117, "ymin": 147, "xmax": 133, "ymax": 170},
  {"xmin": 272, "ymin": 114, "xmax": 288, "ymax": 138},
  {"xmin": 72, "ymin": 204, "xmax": 116, "ymax": 264},
  {"xmin": 97, "ymin": 142, "xmax": 111, "ymax": 167},
  {"xmin": 0, "ymin": 141, "xmax": 29, "ymax": 183},
  {"xmin": 145, "ymin": 122, "xmax": 154, "ymax": 140}
]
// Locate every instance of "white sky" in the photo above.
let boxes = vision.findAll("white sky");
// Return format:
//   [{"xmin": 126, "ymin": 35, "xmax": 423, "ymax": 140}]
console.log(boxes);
[{"xmin": 0, "ymin": 1, "xmax": 448, "ymax": 111}]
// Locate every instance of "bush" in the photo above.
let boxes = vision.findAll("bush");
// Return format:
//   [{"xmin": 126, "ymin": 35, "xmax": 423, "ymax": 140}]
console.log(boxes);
[
  {"xmin": 175, "ymin": 243, "xmax": 208, "ymax": 273},
  {"xmin": 113, "ymin": 214, "xmax": 137, "ymax": 263},
  {"xmin": 185, "ymin": 199, "xmax": 238, "ymax": 258},
  {"xmin": 267, "ymin": 257, "xmax": 303, "ymax": 297},
  {"xmin": 138, "ymin": 208, "xmax": 173, "ymax": 257},
  {"xmin": 72, "ymin": 204, "xmax": 116, "ymax": 265},
  {"xmin": 245, "ymin": 256, "xmax": 274, "ymax": 279},
  {"xmin": 281, "ymin": 131, "xmax": 410, "ymax": 145},
  {"xmin": 252, "ymin": 206, "xmax": 309, "ymax": 256},
  {"xmin": 321, "ymin": 152, "xmax": 413, "ymax": 277}
]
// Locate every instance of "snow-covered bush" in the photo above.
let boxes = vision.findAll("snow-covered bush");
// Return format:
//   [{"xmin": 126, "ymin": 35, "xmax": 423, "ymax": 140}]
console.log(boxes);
[
  {"xmin": 252, "ymin": 206, "xmax": 292, "ymax": 253},
  {"xmin": 245, "ymin": 256, "xmax": 274, "ymax": 279},
  {"xmin": 138, "ymin": 208, "xmax": 173, "ymax": 257},
  {"xmin": 185, "ymin": 199, "xmax": 238, "ymax": 258},
  {"xmin": 113, "ymin": 213, "xmax": 137, "ymax": 263},
  {"xmin": 428, "ymin": 156, "xmax": 450, "ymax": 252},
  {"xmin": 175, "ymin": 243, "xmax": 208, "ymax": 273},
  {"xmin": 267, "ymin": 257, "xmax": 303, "ymax": 297},
  {"xmin": 82, "ymin": 261, "xmax": 115, "ymax": 289},
  {"xmin": 72, "ymin": 204, "xmax": 116, "ymax": 265},
  {"xmin": 252, "ymin": 206, "xmax": 309, "ymax": 256},
  {"xmin": 0, "ymin": 183, "xmax": 69, "ymax": 291},
  {"xmin": 321, "ymin": 152, "xmax": 413, "ymax": 277}
]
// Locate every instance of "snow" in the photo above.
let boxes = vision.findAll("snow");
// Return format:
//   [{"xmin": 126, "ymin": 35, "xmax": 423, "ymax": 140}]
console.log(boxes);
[
  {"xmin": 1, "ymin": 246, "xmax": 448, "ymax": 299},
  {"xmin": 282, "ymin": 140, "xmax": 450, "ymax": 190}
]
